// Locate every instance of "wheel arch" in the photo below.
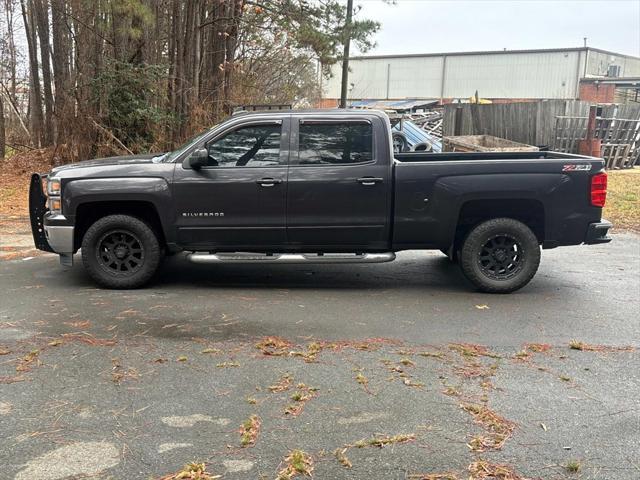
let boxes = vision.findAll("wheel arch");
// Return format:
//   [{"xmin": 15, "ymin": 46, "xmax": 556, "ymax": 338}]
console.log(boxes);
[
  {"xmin": 74, "ymin": 201, "xmax": 167, "ymax": 251},
  {"xmin": 453, "ymin": 198, "xmax": 545, "ymax": 250}
]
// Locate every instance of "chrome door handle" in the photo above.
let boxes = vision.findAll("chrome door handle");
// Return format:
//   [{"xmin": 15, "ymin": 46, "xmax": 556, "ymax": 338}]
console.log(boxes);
[
  {"xmin": 256, "ymin": 178, "xmax": 282, "ymax": 187},
  {"xmin": 356, "ymin": 177, "xmax": 383, "ymax": 186}
]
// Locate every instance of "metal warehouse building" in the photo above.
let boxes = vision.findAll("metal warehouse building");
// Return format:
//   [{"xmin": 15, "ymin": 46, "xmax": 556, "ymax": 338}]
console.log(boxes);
[{"xmin": 321, "ymin": 47, "xmax": 640, "ymax": 105}]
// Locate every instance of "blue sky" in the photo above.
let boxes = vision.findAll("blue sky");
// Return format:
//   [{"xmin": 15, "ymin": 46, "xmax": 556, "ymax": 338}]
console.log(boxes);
[{"xmin": 353, "ymin": 0, "xmax": 640, "ymax": 57}]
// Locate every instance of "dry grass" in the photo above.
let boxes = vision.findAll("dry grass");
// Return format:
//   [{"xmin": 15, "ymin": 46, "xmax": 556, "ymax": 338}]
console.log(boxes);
[{"xmin": 604, "ymin": 168, "xmax": 640, "ymax": 231}]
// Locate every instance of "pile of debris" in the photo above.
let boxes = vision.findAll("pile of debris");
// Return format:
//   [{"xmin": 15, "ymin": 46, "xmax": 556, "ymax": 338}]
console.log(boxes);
[{"xmin": 348, "ymin": 98, "xmax": 444, "ymax": 152}]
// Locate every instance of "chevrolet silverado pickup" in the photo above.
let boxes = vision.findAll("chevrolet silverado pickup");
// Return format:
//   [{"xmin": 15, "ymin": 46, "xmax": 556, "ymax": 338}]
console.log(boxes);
[{"xmin": 29, "ymin": 109, "xmax": 612, "ymax": 293}]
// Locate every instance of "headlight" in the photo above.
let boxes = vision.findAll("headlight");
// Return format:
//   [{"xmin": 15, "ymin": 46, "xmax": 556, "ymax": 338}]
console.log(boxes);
[{"xmin": 47, "ymin": 178, "xmax": 61, "ymax": 196}]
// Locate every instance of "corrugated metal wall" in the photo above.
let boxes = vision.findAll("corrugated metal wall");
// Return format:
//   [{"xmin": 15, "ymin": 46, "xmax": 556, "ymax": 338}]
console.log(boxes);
[
  {"xmin": 586, "ymin": 50, "xmax": 640, "ymax": 77},
  {"xmin": 442, "ymin": 51, "xmax": 581, "ymax": 99},
  {"xmin": 323, "ymin": 48, "xmax": 638, "ymax": 100}
]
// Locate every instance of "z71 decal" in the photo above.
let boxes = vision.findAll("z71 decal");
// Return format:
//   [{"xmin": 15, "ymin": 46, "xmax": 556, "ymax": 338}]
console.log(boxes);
[{"xmin": 563, "ymin": 164, "xmax": 592, "ymax": 172}]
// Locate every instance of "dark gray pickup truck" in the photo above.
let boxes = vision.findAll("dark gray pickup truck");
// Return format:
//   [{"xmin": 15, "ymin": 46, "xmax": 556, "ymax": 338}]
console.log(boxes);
[{"xmin": 30, "ymin": 109, "xmax": 611, "ymax": 293}]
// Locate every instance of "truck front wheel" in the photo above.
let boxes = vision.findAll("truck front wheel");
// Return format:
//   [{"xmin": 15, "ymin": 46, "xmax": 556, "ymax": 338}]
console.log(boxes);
[
  {"xmin": 459, "ymin": 218, "xmax": 540, "ymax": 293},
  {"xmin": 81, "ymin": 214, "xmax": 161, "ymax": 289}
]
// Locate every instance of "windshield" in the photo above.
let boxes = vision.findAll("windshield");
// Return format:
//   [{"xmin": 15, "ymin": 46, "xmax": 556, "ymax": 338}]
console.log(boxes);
[{"xmin": 153, "ymin": 127, "xmax": 218, "ymax": 163}]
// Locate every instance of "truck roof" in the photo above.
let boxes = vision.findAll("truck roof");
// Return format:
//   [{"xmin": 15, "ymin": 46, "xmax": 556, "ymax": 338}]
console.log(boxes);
[{"xmin": 232, "ymin": 108, "xmax": 389, "ymax": 119}]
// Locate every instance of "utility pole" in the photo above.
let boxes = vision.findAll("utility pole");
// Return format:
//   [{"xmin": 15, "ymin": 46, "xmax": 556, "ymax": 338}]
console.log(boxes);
[{"xmin": 339, "ymin": 0, "xmax": 353, "ymax": 108}]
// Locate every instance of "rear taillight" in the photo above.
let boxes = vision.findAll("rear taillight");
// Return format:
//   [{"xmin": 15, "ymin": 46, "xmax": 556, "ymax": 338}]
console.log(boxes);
[{"xmin": 590, "ymin": 172, "xmax": 607, "ymax": 207}]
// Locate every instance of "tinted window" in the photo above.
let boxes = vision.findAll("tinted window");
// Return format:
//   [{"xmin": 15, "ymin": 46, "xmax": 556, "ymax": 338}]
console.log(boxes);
[
  {"xmin": 206, "ymin": 124, "xmax": 282, "ymax": 167},
  {"xmin": 297, "ymin": 122, "xmax": 373, "ymax": 165}
]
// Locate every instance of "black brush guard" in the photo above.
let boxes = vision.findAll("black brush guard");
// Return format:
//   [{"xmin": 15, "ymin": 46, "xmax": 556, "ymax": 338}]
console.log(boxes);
[{"xmin": 29, "ymin": 173, "xmax": 54, "ymax": 253}]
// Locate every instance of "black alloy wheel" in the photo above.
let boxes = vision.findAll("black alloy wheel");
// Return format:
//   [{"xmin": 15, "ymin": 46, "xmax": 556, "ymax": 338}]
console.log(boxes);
[
  {"xmin": 477, "ymin": 234, "xmax": 524, "ymax": 280},
  {"xmin": 96, "ymin": 230, "xmax": 145, "ymax": 275}
]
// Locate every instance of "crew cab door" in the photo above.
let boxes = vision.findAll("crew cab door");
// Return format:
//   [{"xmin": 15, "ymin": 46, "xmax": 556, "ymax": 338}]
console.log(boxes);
[
  {"xmin": 286, "ymin": 115, "xmax": 391, "ymax": 250},
  {"xmin": 173, "ymin": 118, "xmax": 290, "ymax": 250}
]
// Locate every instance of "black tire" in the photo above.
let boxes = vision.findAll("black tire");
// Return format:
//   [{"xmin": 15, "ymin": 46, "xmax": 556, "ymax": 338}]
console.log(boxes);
[
  {"xmin": 392, "ymin": 132, "xmax": 409, "ymax": 153},
  {"xmin": 459, "ymin": 218, "xmax": 540, "ymax": 293},
  {"xmin": 81, "ymin": 214, "xmax": 161, "ymax": 289}
]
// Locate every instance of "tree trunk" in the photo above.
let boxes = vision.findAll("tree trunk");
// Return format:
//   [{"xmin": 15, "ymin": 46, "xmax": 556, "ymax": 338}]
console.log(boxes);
[
  {"xmin": 20, "ymin": 0, "xmax": 44, "ymax": 146},
  {"xmin": 33, "ymin": 0, "xmax": 54, "ymax": 145},
  {"xmin": 51, "ymin": 0, "xmax": 71, "ymax": 143},
  {"xmin": 0, "ymin": 92, "xmax": 5, "ymax": 160}
]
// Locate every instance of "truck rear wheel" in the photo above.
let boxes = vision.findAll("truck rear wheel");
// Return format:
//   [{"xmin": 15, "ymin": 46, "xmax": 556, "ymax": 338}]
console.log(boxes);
[
  {"xmin": 81, "ymin": 214, "xmax": 161, "ymax": 289},
  {"xmin": 459, "ymin": 218, "xmax": 540, "ymax": 293}
]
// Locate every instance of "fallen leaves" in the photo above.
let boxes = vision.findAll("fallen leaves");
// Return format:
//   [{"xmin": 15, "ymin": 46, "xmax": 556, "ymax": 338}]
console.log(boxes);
[
  {"xmin": 16, "ymin": 349, "xmax": 39, "ymax": 372},
  {"xmin": 461, "ymin": 404, "xmax": 516, "ymax": 451},
  {"xmin": 523, "ymin": 343, "xmax": 551, "ymax": 353},
  {"xmin": 111, "ymin": 358, "xmax": 139, "ymax": 384},
  {"xmin": 256, "ymin": 336, "xmax": 291, "ymax": 356},
  {"xmin": 269, "ymin": 373, "xmax": 293, "ymax": 393},
  {"xmin": 239, "ymin": 415, "xmax": 261, "ymax": 447},
  {"xmin": 63, "ymin": 320, "xmax": 91, "ymax": 328},
  {"xmin": 569, "ymin": 340, "xmax": 634, "ymax": 352},
  {"xmin": 0, "ymin": 375, "xmax": 26, "ymax": 384},
  {"xmin": 356, "ymin": 433, "xmax": 416, "ymax": 448},
  {"xmin": 355, "ymin": 370, "xmax": 368, "ymax": 387},
  {"xmin": 278, "ymin": 450, "xmax": 313, "ymax": 479},
  {"xmin": 334, "ymin": 431, "xmax": 416, "ymax": 469},
  {"xmin": 468, "ymin": 460, "xmax": 528, "ymax": 480},
  {"xmin": 216, "ymin": 361, "xmax": 239, "ymax": 368},
  {"xmin": 60, "ymin": 333, "xmax": 116, "ymax": 346},
  {"xmin": 200, "ymin": 348, "xmax": 221, "ymax": 355},
  {"xmin": 158, "ymin": 462, "xmax": 221, "ymax": 480},
  {"xmin": 289, "ymin": 342, "xmax": 323, "ymax": 362},
  {"xmin": 409, "ymin": 474, "xmax": 459, "ymax": 480},
  {"xmin": 284, "ymin": 383, "xmax": 317, "ymax": 416},
  {"xmin": 334, "ymin": 447, "xmax": 352, "ymax": 468},
  {"xmin": 449, "ymin": 343, "xmax": 501, "ymax": 359}
]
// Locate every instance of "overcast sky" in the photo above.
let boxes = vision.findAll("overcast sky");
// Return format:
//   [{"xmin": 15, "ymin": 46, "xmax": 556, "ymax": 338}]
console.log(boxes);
[{"xmin": 352, "ymin": 0, "xmax": 640, "ymax": 57}]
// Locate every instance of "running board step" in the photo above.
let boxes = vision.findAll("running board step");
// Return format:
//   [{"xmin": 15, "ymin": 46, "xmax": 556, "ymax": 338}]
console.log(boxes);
[{"xmin": 188, "ymin": 252, "xmax": 396, "ymax": 264}]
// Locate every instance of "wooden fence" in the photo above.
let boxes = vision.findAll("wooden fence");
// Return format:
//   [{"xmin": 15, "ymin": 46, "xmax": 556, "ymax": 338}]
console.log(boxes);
[
  {"xmin": 552, "ymin": 103, "xmax": 640, "ymax": 168},
  {"xmin": 443, "ymin": 101, "xmax": 640, "ymax": 168},
  {"xmin": 442, "ymin": 100, "xmax": 593, "ymax": 148}
]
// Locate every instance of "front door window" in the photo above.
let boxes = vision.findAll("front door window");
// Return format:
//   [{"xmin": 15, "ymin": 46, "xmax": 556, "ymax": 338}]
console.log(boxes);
[{"xmin": 206, "ymin": 124, "xmax": 283, "ymax": 167}]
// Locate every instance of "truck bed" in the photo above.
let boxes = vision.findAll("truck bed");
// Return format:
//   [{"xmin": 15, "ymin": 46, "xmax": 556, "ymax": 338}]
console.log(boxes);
[
  {"xmin": 395, "ymin": 151, "xmax": 595, "ymax": 162},
  {"xmin": 392, "ymin": 150, "xmax": 605, "ymax": 250}
]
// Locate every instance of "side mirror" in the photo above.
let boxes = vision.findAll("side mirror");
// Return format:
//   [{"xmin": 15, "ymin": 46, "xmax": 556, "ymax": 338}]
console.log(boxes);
[{"xmin": 183, "ymin": 148, "xmax": 209, "ymax": 170}]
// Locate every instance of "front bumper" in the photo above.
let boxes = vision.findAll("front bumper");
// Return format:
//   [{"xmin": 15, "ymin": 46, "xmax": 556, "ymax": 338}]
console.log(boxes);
[
  {"xmin": 44, "ymin": 219, "xmax": 74, "ymax": 253},
  {"xmin": 585, "ymin": 220, "xmax": 613, "ymax": 244}
]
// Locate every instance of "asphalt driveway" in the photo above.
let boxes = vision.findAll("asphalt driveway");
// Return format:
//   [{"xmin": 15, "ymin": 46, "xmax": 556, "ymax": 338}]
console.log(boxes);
[{"xmin": 0, "ymin": 233, "xmax": 638, "ymax": 479}]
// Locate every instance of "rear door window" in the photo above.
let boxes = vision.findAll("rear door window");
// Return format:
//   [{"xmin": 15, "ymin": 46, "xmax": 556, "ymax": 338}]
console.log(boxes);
[{"xmin": 296, "ymin": 122, "xmax": 373, "ymax": 165}]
